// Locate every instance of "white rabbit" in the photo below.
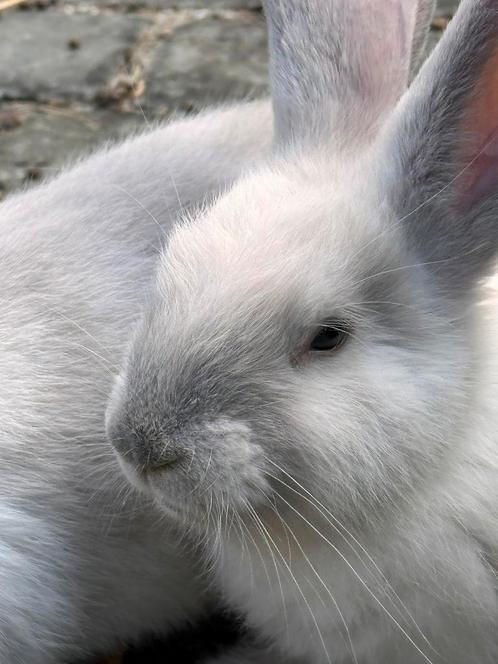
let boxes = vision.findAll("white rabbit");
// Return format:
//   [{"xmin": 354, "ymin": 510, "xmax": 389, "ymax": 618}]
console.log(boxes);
[
  {"xmin": 106, "ymin": 0, "xmax": 498, "ymax": 662},
  {"xmin": 0, "ymin": 1, "xmax": 437, "ymax": 660},
  {"xmin": 0, "ymin": 100, "xmax": 276, "ymax": 663}
]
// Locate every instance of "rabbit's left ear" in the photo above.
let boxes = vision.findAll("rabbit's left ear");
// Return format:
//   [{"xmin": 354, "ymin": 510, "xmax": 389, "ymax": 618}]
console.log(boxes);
[
  {"xmin": 263, "ymin": 0, "xmax": 433, "ymax": 147},
  {"xmin": 383, "ymin": 0, "xmax": 498, "ymax": 291}
]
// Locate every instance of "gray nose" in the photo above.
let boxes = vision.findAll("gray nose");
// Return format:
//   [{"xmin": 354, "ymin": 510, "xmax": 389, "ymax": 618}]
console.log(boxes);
[
  {"xmin": 106, "ymin": 414, "xmax": 185, "ymax": 471},
  {"xmin": 139, "ymin": 440, "xmax": 184, "ymax": 471}
]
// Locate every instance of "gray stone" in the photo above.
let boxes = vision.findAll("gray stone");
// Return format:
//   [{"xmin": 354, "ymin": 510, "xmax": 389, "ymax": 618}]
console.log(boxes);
[
  {"xmin": 424, "ymin": 28, "xmax": 443, "ymax": 58},
  {"xmin": 0, "ymin": 104, "xmax": 145, "ymax": 199},
  {"xmin": 426, "ymin": 0, "xmax": 459, "ymax": 56},
  {"xmin": 142, "ymin": 13, "xmax": 268, "ymax": 111},
  {"xmin": 435, "ymin": 0, "xmax": 460, "ymax": 16},
  {"xmin": 0, "ymin": 0, "xmax": 457, "ymax": 202},
  {"xmin": 0, "ymin": 9, "xmax": 148, "ymax": 103},
  {"xmin": 63, "ymin": 1, "xmax": 262, "ymax": 8}
]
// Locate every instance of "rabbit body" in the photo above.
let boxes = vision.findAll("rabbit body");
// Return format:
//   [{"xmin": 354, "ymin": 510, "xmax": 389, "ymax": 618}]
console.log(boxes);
[{"xmin": 0, "ymin": 100, "xmax": 272, "ymax": 663}]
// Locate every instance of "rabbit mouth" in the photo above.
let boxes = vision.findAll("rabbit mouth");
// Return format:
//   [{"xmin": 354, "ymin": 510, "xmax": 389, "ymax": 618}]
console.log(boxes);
[
  {"xmin": 109, "ymin": 413, "xmax": 272, "ymax": 529},
  {"xmin": 116, "ymin": 457, "xmax": 191, "ymax": 521}
]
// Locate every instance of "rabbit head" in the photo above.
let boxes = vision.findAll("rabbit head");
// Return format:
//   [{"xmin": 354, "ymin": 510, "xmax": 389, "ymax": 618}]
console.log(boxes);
[{"xmin": 106, "ymin": 0, "xmax": 498, "ymax": 534}]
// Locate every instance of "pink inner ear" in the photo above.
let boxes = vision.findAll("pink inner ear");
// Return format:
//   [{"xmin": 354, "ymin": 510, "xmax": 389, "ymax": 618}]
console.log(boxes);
[
  {"xmin": 458, "ymin": 48, "xmax": 498, "ymax": 208},
  {"xmin": 356, "ymin": 1, "xmax": 417, "ymax": 112}
]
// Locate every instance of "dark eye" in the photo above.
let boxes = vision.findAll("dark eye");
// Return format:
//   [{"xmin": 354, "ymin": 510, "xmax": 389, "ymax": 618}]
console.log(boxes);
[{"xmin": 309, "ymin": 323, "xmax": 349, "ymax": 352}]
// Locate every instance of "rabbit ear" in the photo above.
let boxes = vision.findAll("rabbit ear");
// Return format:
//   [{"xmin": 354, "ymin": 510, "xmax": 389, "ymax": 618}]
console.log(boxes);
[
  {"xmin": 384, "ymin": 0, "xmax": 498, "ymax": 290},
  {"xmin": 264, "ymin": 0, "xmax": 431, "ymax": 148},
  {"xmin": 409, "ymin": 0, "xmax": 436, "ymax": 81}
]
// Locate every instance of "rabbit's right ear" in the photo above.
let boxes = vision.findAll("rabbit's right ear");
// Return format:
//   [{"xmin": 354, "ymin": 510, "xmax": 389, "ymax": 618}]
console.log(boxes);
[{"xmin": 263, "ymin": 0, "xmax": 434, "ymax": 148}]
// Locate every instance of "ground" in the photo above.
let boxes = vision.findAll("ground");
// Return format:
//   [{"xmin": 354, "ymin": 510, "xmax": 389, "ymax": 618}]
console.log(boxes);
[{"xmin": 0, "ymin": 0, "xmax": 459, "ymax": 661}]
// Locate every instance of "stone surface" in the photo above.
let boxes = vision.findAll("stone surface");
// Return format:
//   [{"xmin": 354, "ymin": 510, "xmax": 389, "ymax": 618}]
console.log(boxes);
[
  {"xmin": 0, "ymin": 9, "xmax": 148, "ymax": 103},
  {"xmin": 0, "ymin": 0, "xmax": 460, "ymax": 200},
  {"xmin": 425, "ymin": 0, "xmax": 461, "ymax": 57},
  {"xmin": 142, "ymin": 13, "xmax": 268, "ymax": 111},
  {"xmin": 0, "ymin": 103, "xmax": 144, "ymax": 199},
  {"xmin": 64, "ymin": 0, "xmax": 262, "ymax": 8},
  {"xmin": 435, "ymin": 0, "xmax": 460, "ymax": 16}
]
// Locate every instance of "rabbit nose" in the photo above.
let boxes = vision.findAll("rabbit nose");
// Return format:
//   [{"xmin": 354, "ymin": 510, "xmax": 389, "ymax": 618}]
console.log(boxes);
[
  {"xmin": 129, "ymin": 433, "xmax": 186, "ymax": 472},
  {"xmin": 106, "ymin": 416, "xmax": 185, "ymax": 471},
  {"xmin": 145, "ymin": 443, "xmax": 185, "ymax": 472}
]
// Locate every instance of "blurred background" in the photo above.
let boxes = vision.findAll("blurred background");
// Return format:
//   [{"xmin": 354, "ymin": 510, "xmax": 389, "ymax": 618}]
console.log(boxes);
[{"xmin": 0, "ymin": 0, "xmax": 459, "ymax": 203}]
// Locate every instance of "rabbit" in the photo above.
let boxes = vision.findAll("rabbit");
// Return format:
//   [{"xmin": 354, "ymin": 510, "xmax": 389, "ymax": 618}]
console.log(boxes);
[
  {"xmin": 105, "ymin": 0, "xmax": 498, "ymax": 662},
  {"xmin": 0, "ymin": 0, "xmax": 438, "ymax": 660},
  {"xmin": 0, "ymin": 98, "xmax": 278, "ymax": 663}
]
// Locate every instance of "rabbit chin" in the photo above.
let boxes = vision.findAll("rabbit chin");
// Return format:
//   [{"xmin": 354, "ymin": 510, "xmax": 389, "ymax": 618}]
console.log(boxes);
[{"xmin": 114, "ymin": 417, "xmax": 271, "ymax": 529}]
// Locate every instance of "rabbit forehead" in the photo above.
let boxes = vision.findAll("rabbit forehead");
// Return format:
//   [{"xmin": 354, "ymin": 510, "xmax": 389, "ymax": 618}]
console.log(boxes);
[{"xmin": 159, "ymin": 162, "xmax": 392, "ymax": 312}]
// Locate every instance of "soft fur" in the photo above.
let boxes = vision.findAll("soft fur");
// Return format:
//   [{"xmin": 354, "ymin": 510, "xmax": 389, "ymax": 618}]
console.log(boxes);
[
  {"xmin": 107, "ymin": 1, "xmax": 498, "ymax": 663},
  {"xmin": 0, "ymin": 102, "xmax": 273, "ymax": 662}
]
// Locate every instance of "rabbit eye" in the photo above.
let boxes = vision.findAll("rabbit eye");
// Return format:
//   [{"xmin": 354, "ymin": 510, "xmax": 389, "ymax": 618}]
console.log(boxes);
[{"xmin": 309, "ymin": 323, "xmax": 349, "ymax": 352}]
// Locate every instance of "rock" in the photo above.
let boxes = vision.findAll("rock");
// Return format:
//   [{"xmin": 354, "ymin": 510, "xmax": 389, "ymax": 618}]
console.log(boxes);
[
  {"xmin": 434, "ymin": 0, "xmax": 460, "ymax": 17},
  {"xmin": 63, "ymin": 0, "xmax": 262, "ymax": 8},
  {"xmin": 143, "ymin": 13, "xmax": 268, "ymax": 111},
  {"xmin": 0, "ymin": 107, "xmax": 22, "ymax": 130},
  {"xmin": 0, "ymin": 8, "xmax": 149, "ymax": 103},
  {"xmin": 0, "ymin": 104, "xmax": 145, "ymax": 199}
]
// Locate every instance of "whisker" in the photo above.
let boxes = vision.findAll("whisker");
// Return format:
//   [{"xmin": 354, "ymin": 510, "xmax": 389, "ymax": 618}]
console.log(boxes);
[
  {"xmin": 238, "ymin": 512, "xmax": 275, "ymax": 602},
  {"xmin": 245, "ymin": 501, "xmax": 289, "ymax": 639},
  {"xmin": 350, "ymin": 247, "xmax": 481, "ymax": 292},
  {"xmin": 263, "ymin": 489, "xmax": 358, "ymax": 664},
  {"xmin": 234, "ymin": 511, "xmax": 255, "ymax": 589},
  {"xmin": 58, "ymin": 340, "xmax": 118, "ymax": 376},
  {"xmin": 266, "ymin": 459, "xmax": 437, "ymax": 655},
  {"xmin": 246, "ymin": 503, "xmax": 332, "ymax": 664},
  {"xmin": 112, "ymin": 184, "xmax": 168, "ymax": 242},
  {"xmin": 266, "ymin": 469, "xmax": 435, "ymax": 664},
  {"xmin": 136, "ymin": 98, "xmax": 188, "ymax": 218}
]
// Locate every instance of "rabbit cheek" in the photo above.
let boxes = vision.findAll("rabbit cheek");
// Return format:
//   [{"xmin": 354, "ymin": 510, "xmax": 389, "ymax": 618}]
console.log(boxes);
[
  {"xmin": 203, "ymin": 418, "xmax": 269, "ymax": 505},
  {"xmin": 180, "ymin": 418, "xmax": 269, "ymax": 514}
]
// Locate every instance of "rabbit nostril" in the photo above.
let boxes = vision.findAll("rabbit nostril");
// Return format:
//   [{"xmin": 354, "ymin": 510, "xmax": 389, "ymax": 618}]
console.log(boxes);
[
  {"xmin": 147, "ymin": 456, "xmax": 182, "ymax": 473},
  {"xmin": 142, "ymin": 446, "xmax": 186, "ymax": 473}
]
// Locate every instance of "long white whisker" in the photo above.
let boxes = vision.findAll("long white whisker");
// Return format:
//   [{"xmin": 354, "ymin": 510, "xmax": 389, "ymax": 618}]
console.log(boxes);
[
  {"xmin": 112, "ymin": 184, "xmax": 168, "ymax": 242},
  {"xmin": 246, "ymin": 504, "xmax": 332, "ymax": 664},
  {"xmin": 60, "ymin": 340, "xmax": 118, "ymax": 375},
  {"xmin": 268, "ymin": 479, "xmax": 435, "ymax": 664},
  {"xmin": 260, "ymin": 490, "xmax": 357, "ymax": 664},
  {"xmin": 47, "ymin": 307, "xmax": 116, "ymax": 357},
  {"xmin": 266, "ymin": 459, "xmax": 437, "ymax": 655},
  {"xmin": 234, "ymin": 511, "xmax": 255, "ymax": 589},
  {"xmin": 136, "ymin": 99, "xmax": 187, "ymax": 216},
  {"xmin": 238, "ymin": 513, "xmax": 276, "ymax": 604},
  {"xmin": 245, "ymin": 502, "xmax": 289, "ymax": 639}
]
